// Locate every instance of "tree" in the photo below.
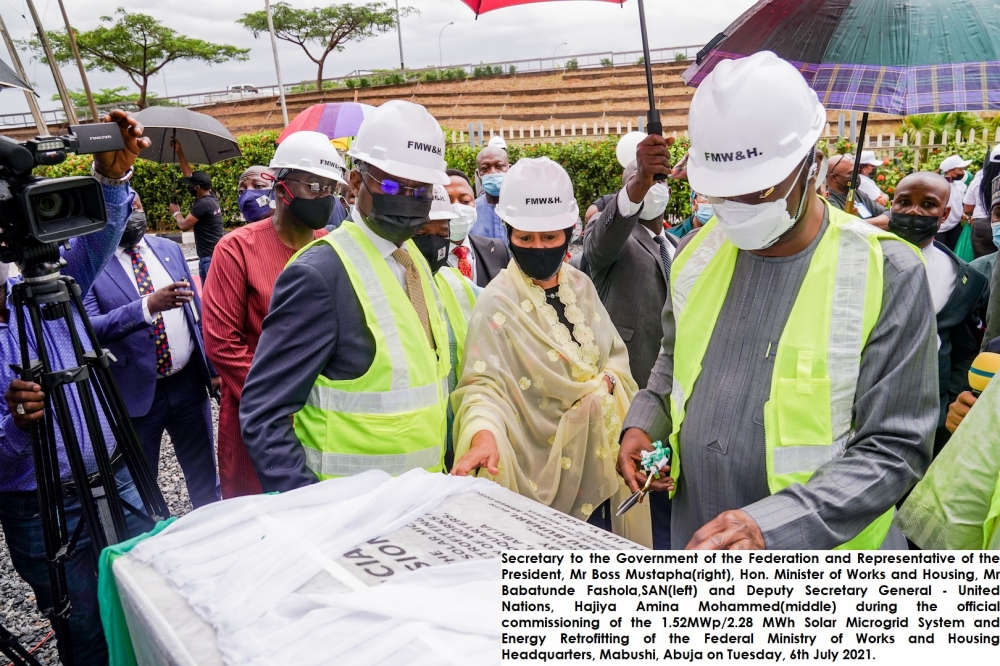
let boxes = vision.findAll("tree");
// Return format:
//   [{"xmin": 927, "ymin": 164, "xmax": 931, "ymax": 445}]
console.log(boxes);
[
  {"xmin": 54, "ymin": 86, "xmax": 135, "ymax": 108},
  {"xmin": 238, "ymin": 2, "xmax": 411, "ymax": 92},
  {"xmin": 28, "ymin": 8, "xmax": 249, "ymax": 108}
]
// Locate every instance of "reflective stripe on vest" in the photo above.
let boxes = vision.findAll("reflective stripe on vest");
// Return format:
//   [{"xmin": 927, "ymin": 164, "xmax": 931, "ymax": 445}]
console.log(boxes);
[
  {"xmin": 303, "ymin": 444, "xmax": 443, "ymax": 478},
  {"xmin": 290, "ymin": 223, "xmax": 449, "ymax": 479},
  {"xmin": 669, "ymin": 202, "xmax": 913, "ymax": 549},
  {"xmin": 438, "ymin": 267, "xmax": 476, "ymax": 323}
]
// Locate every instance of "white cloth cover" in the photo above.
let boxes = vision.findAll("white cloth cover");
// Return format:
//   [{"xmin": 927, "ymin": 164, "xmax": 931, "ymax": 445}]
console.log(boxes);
[{"xmin": 130, "ymin": 470, "xmax": 497, "ymax": 665}]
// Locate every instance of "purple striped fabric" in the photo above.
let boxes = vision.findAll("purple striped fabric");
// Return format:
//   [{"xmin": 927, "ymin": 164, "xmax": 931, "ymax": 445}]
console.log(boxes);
[{"xmin": 684, "ymin": 51, "xmax": 1000, "ymax": 115}]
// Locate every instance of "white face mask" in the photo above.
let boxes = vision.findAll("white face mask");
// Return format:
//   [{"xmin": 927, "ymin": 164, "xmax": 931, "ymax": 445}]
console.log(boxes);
[
  {"xmin": 450, "ymin": 204, "xmax": 477, "ymax": 242},
  {"xmin": 709, "ymin": 158, "xmax": 815, "ymax": 250},
  {"xmin": 639, "ymin": 182, "xmax": 671, "ymax": 220}
]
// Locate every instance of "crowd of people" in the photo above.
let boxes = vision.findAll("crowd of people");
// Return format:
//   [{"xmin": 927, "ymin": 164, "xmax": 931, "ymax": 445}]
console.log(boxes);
[{"xmin": 3, "ymin": 51, "xmax": 1000, "ymax": 664}]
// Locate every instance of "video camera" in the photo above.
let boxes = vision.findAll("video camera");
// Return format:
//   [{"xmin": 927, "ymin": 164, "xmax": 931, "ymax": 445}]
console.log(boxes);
[{"xmin": 0, "ymin": 123, "xmax": 124, "ymax": 265}]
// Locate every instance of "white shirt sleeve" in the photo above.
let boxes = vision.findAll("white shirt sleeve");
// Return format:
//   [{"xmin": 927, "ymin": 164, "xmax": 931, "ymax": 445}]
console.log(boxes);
[
  {"xmin": 616, "ymin": 187, "xmax": 643, "ymax": 218},
  {"xmin": 963, "ymin": 171, "xmax": 982, "ymax": 206},
  {"xmin": 140, "ymin": 295, "xmax": 154, "ymax": 324}
]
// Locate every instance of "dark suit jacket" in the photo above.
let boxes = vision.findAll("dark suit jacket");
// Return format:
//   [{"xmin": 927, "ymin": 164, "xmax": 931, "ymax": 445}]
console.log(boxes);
[
  {"xmin": 83, "ymin": 235, "xmax": 213, "ymax": 419},
  {"xmin": 934, "ymin": 241, "xmax": 989, "ymax": 448},
  {"xmin": 468, "ymin": 234, "xmax": 507, "ymax": 287},
  {"xmin": 582, "ymin": 193, "xmax": 674, "ymax": 389}
]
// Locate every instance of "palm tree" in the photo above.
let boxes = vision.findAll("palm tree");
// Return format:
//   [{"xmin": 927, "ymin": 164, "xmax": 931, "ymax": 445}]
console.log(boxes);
[{"xmin": 898, "ymin": 114, "xmax": 934, "ymax": 143}]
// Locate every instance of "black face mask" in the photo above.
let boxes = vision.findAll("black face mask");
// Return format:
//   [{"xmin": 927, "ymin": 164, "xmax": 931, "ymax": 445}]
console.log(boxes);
[
  {"xmin": 362, "ymin": 185, "xmax": 433, "ymax": 244},
  {"xmin": 508, "ymin": 226, "xmax": 573, "ymax": 281},
  {"xmin": 279, "ymin": 182, "xmax": 335, "ymax": 230},
  {"xmin": 120, "ymin": 212, "xmax": 147, "ymax": 248},
  {"xmin": 187, "ymin": 185, "xmax": 198, "ymax": 196},
  {"xmin": 411, "ymin": 233, "xmax": 451, "ymax": 274},
  {"xmin": 889, "ymin": 211, "xmax": 940, "ymax": 247}
]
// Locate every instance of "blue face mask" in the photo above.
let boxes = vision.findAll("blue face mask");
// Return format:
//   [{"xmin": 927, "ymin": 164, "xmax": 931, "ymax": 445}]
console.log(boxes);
[
  {"xmin": 481, "ymin": 172, "xmax": 505, "ymax": 197},
  {"xmin": 992, "ymin": 222, "xmax": 1000, "ymax": 249},
  {"xmin": 239, "ymin": 188, "xmax": 273, "ymax": 222},
  {"xmin": 695, "ymin": 203, "xmax": 714, "ymax": 225}
]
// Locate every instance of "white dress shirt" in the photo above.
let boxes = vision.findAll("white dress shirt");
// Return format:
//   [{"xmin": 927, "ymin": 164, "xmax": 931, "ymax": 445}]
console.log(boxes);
[
  {"xmin": 447, "ymin": 236, "xmax": 477, "ymax": 284},
  {"xmin": 963, "ymin": 170, "xmax": 988, "ymax": 219},
  {"xmin": 920, "ymin": 242, "xmax": 958, "ymax": 315},
  {"xmin": 858, "ymin": 174, "xmax": 885, "ymax": 202},
  {"xmin": 351, "ymin": 206, "xmax": 408, "ymax": 292},
  {"xmin": 940, "ymin": 180, "xmax": 968, "ymax": 232},
  {"xmin": 115, "ymin": 238, "xmax": 194, "ymax": 374},
  {"xmin": 617, "ymin": 188, "xmax": 676, "ymax": 259}
]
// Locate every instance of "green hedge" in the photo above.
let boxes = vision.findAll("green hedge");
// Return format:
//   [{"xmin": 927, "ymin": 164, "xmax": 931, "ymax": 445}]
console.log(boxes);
[{"xmin": 36, "ymin": 132, "xmax": 694, "ymax": 229}]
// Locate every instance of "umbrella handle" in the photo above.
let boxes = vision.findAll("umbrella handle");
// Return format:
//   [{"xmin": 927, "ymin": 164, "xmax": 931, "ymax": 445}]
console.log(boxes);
[{"xmin": 845, "ymin": 113, "xmax": 870, "ymax": 216}]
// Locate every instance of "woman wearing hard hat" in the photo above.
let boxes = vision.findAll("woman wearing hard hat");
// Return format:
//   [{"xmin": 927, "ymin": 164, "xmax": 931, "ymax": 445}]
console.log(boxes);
[
  {"xmin": 450, "ymin": 157, "xmax": 650, "ymax": 545},
  {"xmin": 619, "ymin": 51, "xmax": 938, "ymax": 550}
]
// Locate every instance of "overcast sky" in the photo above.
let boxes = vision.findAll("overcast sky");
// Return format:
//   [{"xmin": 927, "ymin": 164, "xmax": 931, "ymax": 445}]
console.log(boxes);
[{"xmin": 1, "ymin": 0, "xmax": 756, "ymax": 117}]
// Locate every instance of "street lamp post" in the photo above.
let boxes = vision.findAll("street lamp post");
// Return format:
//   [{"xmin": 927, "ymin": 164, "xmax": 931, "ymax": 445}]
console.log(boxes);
[
  {"xmin": 553, "ymin": 42, "xmax": 567, "ymax": 66},
  {"xmin": 439, "ymin": 22, "xmax": 454, "ymax": 70},
  {"xmin": 395, "ymin": 0, "xmax": 405, "ymax": 72}
]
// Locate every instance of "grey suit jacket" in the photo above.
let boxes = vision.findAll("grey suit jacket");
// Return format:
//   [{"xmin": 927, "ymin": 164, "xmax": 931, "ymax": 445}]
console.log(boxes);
[{"xmin": 582, "ymin": 193, "xmax": 673, "ymax": 389}]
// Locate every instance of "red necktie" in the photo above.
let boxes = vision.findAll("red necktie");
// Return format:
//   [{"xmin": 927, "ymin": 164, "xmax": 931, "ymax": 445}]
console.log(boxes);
[
  {"xmin": 127, "ymin": 247, "xmax": 172, "ymax": 376},
  {"xmin": 452, "ymin": 245, "xmax": 473, "ymax": 280}
]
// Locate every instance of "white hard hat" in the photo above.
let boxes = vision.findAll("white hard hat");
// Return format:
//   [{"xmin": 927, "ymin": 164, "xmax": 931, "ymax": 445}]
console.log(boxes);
[
  {"xmin": 348, "ymin": 100, "xmax": 449, "ymax": 186},
  {"xmin": 269, "ymin": 130, "xmax": 347, "ymax": 185},
  {"xmin": 430, "ymin": 184, "xmax": 458, "ymax": 220},
  {"xmin": 496, "ymin": 157, "xmax": 579, "ymax": 232},
  {"xmin": 616, "ymin": 131, "xmax": 647, "ymax": 169},
  {"xmin": 859, "ymin": 150, "xmax": 885, "ymax": 167},
  {"xmin": 939, "ymin": 154, "xmax": 973, "ymax": 172},
  {"xmin": 488, "ymin": 134, "xmax": 508, "ymax": 151},
  {"xmin": 686, "ymin": 51, "xmax": 826, "ymax": 198}
]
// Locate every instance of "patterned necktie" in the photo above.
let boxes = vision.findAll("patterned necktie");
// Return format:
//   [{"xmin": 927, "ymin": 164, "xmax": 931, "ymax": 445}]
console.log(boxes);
[
  {"xmin": 127, "ymin": 247, "xmax": 172, "ymax": 376},
  {"xmin": 452, "ymin": 245, "xmax": 473, "ymax": 280},
  {"xmin": 391, "ymin": 248, "xmax": 435, "ymax": 349},
  {"xmin": 653, "ymin": 235, "xmax": 672, "ymax": 283}
]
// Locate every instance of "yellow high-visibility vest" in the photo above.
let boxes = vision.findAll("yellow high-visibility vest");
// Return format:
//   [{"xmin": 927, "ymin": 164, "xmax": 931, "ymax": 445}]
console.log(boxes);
[
  {"xmin": 669, "ymin": 202, "xmax": 916, "ymax": 549},
  {"xmin": 291, "ymin": 223, "xmax": 450, "ymax": 479}
]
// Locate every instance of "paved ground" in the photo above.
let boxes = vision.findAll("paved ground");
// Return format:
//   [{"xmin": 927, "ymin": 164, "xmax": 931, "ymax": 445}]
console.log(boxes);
[{"xmin": 0, "ymin": 409, "xmax": 205, "ymax": 665}]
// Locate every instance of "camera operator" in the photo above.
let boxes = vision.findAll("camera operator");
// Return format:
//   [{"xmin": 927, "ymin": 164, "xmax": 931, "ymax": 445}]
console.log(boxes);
[{"xmin": 0, "ymin": 110, "xmax": 151, "ymax": 666}]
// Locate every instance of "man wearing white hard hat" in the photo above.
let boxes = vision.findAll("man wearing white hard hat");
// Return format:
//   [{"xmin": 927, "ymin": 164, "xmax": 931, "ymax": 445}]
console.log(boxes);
[
  {"xmin": 857, "ymin": 150, "xmax": 889, "ymax": 205},
  {"xmin": 937, "ymin": 154, "xmax": 973, "ymax": 250},
  {"xmin": 450, "ymin": 157, "xmax": 649, "ymax": 545},
  {"xmin": 412, "ymin": 184, "xmax": 481, "ymax": 468},
  {"xmin": 619, "ymin": 51, "xmax": 938, "ymax": 550},
  {"xmin": 241, "ymin": 101, "xmax": 452, "ymax": 491},
  {"xmin": 202, "ymin": 131, "xmax": 339, "ymax": 498}
]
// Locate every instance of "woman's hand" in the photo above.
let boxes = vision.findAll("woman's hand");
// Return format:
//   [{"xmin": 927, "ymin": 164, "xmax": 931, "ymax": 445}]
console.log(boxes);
[{"xmin": 451, "ymin": 430, "xmax": 500, "ymax": 477}]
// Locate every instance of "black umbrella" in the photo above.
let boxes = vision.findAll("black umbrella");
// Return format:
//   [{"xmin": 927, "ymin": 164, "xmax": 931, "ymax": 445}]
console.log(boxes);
[
  {"xmin": 0, "ymin": 56, "xmax": 36, "ymax": 95},
  {"xmin": 133, "ymin": 106, "xmax": 241, "ymax": 165}
]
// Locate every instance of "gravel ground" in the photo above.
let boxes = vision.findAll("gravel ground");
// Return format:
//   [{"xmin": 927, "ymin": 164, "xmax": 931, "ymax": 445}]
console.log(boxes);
[{"xmin": 0, "ymin": 405, "xmax": 209, "ymax": 665}]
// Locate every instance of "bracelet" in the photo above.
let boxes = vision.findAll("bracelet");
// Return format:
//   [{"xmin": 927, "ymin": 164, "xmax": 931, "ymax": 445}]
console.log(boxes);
[
  {"xmin": 90, "ymin": 165, "xmax": 133, "ymax": 186},
  {"xmin": 604, "ymin": 372, "xmax": 617, "ymax": 394},
  {"xmin": 173, "ymin": 211, "xmax": 183, "ymax": 218}
]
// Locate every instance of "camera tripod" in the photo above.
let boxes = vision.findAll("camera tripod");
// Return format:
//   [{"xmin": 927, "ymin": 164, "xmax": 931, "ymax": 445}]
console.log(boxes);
[
  {"xmin": 0, "ymin": 624, "xmax": 43, "ymax": 666},
  {"xmin": 9, "ymin": 253, "xmax": 170, "ymax": 666}
]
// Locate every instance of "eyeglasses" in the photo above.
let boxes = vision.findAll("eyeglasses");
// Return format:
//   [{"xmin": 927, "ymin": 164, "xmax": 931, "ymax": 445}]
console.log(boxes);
[
  {"xmin": 362, "ymin": 166, "xmax": 432, "ymax": 200},
  {"xmin": 282, "ymin": 177, "xmax": 338, "ymax": 196}
]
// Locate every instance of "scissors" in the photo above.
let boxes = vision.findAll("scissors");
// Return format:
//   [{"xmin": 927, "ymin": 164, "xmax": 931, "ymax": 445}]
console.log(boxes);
[{"xmin": 615, "ymin": 468, "xmax": 657, "ymax": 517}]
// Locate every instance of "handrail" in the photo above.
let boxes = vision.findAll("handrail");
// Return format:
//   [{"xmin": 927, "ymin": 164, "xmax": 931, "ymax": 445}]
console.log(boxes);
[{"xmin": 0, "ymin": 43, "xmax": 703, "ymax": 129}]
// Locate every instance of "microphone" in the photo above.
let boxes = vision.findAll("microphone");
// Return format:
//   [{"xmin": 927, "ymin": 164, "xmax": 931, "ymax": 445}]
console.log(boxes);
[
  {"xmin": 968, "ymin": 352, "xmax": 1000, "ymax": 397},
  {"xmin": 0, "ymin": 135, "xmax": 35, "ymax": 174}
]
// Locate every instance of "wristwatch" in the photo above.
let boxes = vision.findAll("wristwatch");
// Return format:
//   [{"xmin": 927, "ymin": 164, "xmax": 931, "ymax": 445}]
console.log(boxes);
[{"xmin": 90, "ymin": 165, "xmax": 133, "ymax": 186}]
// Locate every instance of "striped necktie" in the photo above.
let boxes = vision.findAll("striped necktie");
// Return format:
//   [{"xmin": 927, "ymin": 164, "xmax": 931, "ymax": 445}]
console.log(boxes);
[
  {"xmin": 653, "ymin": 235, "xmax": 672, "ymax": 283},
  {"xmin": 126, "ymin": 247, "xmax": 172, "ymax": 376},
  {"xmin": 391, "ymin": 248, "xmax": 435, "ymax": 349}
]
